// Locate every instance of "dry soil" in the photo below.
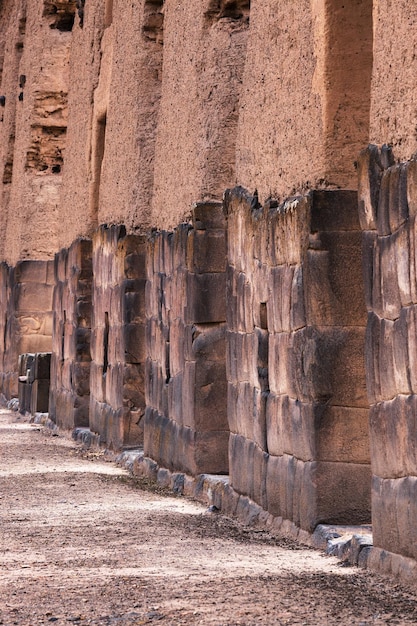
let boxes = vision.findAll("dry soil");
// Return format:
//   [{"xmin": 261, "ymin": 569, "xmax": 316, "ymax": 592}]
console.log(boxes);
[{"xmin": 1, "ymin": 408, "xmax": 417, "ymax": 625}]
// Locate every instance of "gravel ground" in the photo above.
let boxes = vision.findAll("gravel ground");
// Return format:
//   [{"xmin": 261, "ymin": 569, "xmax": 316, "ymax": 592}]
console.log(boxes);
[{"xmin": 1, "ymin": 408, "xmax": 417, "ymax": 626}]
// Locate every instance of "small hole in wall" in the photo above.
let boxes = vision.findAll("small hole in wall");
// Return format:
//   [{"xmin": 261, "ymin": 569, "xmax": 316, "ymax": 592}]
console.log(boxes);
[
  {"xmin": 103, "ymin": 312, "xmax": 109, "ymax": 375},
  {"xmin": 52, "ymin": 164, "xmax": 61, "ymax": 174},
  {"xmin": 259, "ymin": 302, "xmax": 268, "ymax": 330}
]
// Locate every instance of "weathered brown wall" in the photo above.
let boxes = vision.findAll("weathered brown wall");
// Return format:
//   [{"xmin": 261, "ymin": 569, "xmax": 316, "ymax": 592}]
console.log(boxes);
[
  {"xmin": 49, "ymin": 239, "xmax": 92, "ymax": 430},
  {"xmin": 89, "ymin": 226, "xmax": 147, "ymax": 450},
  {"xmin": 1, "ymin": 260, "xmax": 53, "ymax": 399},
  {"xmin": 225, "ymin": 187, "xmax": 370, "ymax": 531},
  {"xmin": 0, "ymin": 1, "xmax": 75, "ymax": 265},
  {"xmin": 370, "ymin": 1, "xmax": 417, "ymax": 161},
  {"xmin": 151, "ymin": 0, "xmax": 250, "ymax": 229},
  {"xmin": 145, "ymin": 203, "xmax": 228, "ymax": 475},
  {"xmin": 235, "ymin": 0, "xmax": 373, "ymax": 203},
  {"xmin": 359, "ymin": 145, "xmax": 417, "ymax": 568}
]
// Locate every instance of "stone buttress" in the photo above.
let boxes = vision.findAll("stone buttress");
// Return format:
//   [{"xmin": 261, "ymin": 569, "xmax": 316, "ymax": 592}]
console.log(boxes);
[
  {"xmin": 49, "ymin": 239, "xmax": 93, "ymax": 430},
  {"xmin": 225, "ymin": 187, "xmax": 370, "ymax": 531},
  {"xmin": 358, "ymin": 145, "xmax": 417, "ymax": 576},
  {"xmin": 144, "ymin": 202, "xmax": 228, "ymax": 475},
  {"xmin": 89, "ymin": 225, "xmax": 146, "ymax": 450}
]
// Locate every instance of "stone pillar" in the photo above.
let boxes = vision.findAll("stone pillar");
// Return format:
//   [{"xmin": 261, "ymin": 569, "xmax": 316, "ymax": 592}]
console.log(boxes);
[
  {"xmin": 144, "ymin": 202, "xmax": 228, "ymax": 475},
  {"xmin": 225, "ymin": 187, "xmax": 370, "ymax": 531},
  {"xmin": 3, "ymin": 260, "xmax": 53, "ymax": 399},
  {"xmin": 89, "ymin": 225, "xmax": 146, "ymax": 450},
  {"xmin": 49, "ymin": 239, "xmax": 92, "ymax": 430},
  {"xmin": 0, "ymin": 262, "xmax": 10, "ymax": 397},
  {"xmin": 358, "ymin": 145, "xmax": 417, "ymax": 565}
]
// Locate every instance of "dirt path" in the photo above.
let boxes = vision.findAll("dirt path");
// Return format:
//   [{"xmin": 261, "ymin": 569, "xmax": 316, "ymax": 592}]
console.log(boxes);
[{"xmin": 0, "ymin": 408, "xmax": 416, "ymax": 626}]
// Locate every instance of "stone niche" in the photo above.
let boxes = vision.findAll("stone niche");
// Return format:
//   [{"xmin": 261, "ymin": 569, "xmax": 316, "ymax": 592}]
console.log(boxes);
[
  {"xmin": 2, "ymin": 260, "xmax": 54, "ymax": 399},
  {"xmin": 144, "ymin": 202, "xmax": 228, "ymax": 475},
  {"xmin": 89, "ymin": 225, "xmax": 146, "ymax": 450},
  {"xmin": 358, "ymin": 145, "xmax": 417, "ymax": 564},
  {"xmin": 49, "ymin": 239, "xmax": 92, "ymax": 430},
  {"xmin": 225, "ymin": 187, "xmax": 370, "ymax": 532}
]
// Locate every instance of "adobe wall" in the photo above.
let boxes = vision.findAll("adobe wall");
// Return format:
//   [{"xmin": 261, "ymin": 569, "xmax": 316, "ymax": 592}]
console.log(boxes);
[
  {"xmin": 150, "ymin": 0, "xmax": 250, "ymax": 229},
  {"xmin": 89, "ymin": 226, "xmax": 147, "ymax": 450},
  {"xmin": 49, "ymin": 239, "xmax": 92, "ymax": 430},
  {"xmin": 235, "ymin": 0, "xmax": 373, "ymax": 202},
  {"xmin": 0, "ymin": 0, "xmax": 75, "ymax": 265},
  {"xmin": 370, "ymin": 1, "xmax": 417, "ymax": 161},
  {"xmin": 145, "ymin": 203, "xmax": 228, "ymax": 475},
  {"xmin": 358, "ymin": 145, "xmax": 417, "ymax": 573},
  {"xmin": 1, "ymin": 260, "xmax": 53, "ymax": 399},
  {"xmin": 225, "ymin": 187, "xmax": 370, "ymax": 531}
]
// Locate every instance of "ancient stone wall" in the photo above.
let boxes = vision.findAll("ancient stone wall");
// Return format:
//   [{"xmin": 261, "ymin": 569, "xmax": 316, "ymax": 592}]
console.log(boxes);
[
  {"xmin": 49, "ymin": 239, "xmax": 92, "ymax": 430},
  {"xmin": 89, "ymin": 226, "xmax": 147, "ymax": 450},
  {"xmin": 1, "ymin": 260, "xmax": 53, "ymax": 399},
  {"xmin": 144, "ymin": 203, "xmax": 228, "ymax": 475},
  {"xmin": 359, "ymin": 145, "xmax": 417, "ymax": 567},
  {"xmin": 225, "ymin": 187, "xmax": 370, "ymax": 531}
]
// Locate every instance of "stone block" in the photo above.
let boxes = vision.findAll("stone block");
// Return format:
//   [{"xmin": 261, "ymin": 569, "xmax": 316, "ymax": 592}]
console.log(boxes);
[
  {"xmin": 407, "ymin": 158, "xmax": 417, "ymax": 217},
  {"xmin": 365, "ymin": 312, "xmax": 381, "ymax": 404},
  {"xmin": 194, "ymin": 360, "xmax": 227, "ymax": 432},
  {"xmin": 192, "ymin": 201, "xmax": 225, "ymax": 230},
  {"xmin": 357, "ymin": 146, "xmax": 382, "ymax": 230},
  {"xmin": 252, "ymin": 386, "xmax": 268, "ymax": 451},
  {"xmin": 124, "ymin": 322, "xmax": 146, "ymax": 363},
  {"xmin": 371, "ymin": 475, "xmax": 417, "ymax": 561},
  {"xmin": 362, "ymin": 230, "xmax": 377, "ymax": 312},
  {"xmin": 266, "ymin": 394, "xmax": 315, "ymax": 461},
  {"xmin": 187, "ymin": 230, "xmax": 226, "ymax": 273},
  {"xmin": 393, "ymin": 224, "xmax": 412, "ymax": 307},
  {"xmin": 370, "ymin": 395, "xmax": 417, "ymax": 478},
  {"xmin": 315, "ymin": 461, "xmax": 371, "ymax": 525},
  {"xmin": 406, "ymin": 305, "xmax": 417, "ymax": 394},
  {"xmin": 18, "ymin": 334, "xmax": 52, "ymax": 355},
  {"xmin": 306, "ymin": 232, "xmax": 366, "ymax": 327},
  {"xmin": 315, "ymin": 405, "xmax": 370, "ymax": 464},
  {"xmin": 265, "ymin": 454, "xmax": 282, "ymax": 518},
  {"xmin": 392, "ymin": 309, "xmax": 412, "ymax": 395},
  {"xmin": 229, "ymin": 433, "xmax": 254, "ymax": 499},
  {"xmin": 378, "ymin": 318, "xmax": 396, "ymax": 401},
  {"xmin": 124, "ymin": 287, "xmax": 146, "ymax": 324},
  {"xmin": 13, "ymin": 282, "xmax": 54, "ymax": 313},
  {"xmin": 30, "ymin": 378, "xmax": 50, "ymax": 413},
  {"xmin": 267, "ymin": 265, "xmax": 294, "ymax": 333},
  {"xmin": 192, "ymin": 323, "xmax": 226, "ymax": 361},
  {"xmin": 315, "ymin": 327, "xmax": 367, "ymax": 407},
  {"xmin": 14, "ymin": 260, "xmax": 49, "ymax": 284},
  {"xmin": 388, "ymin": 163, "xmax": 408, "ymax": 234},
  {"xmin": 186, "ymin": 272, "xmax": 226, "ymax": 324},
  {"xmin": 34, "ymin": 352, "xmax": 51, "ymax": 380},
  {"xmin": 290, "ymin": 265, "xmax": 305, "ymax": 331},
  {"xmin": 377, "ymin": 169, "xmax": 391, "ymax": 236},
  {"xmin": 311, "ymin": 190, "xmax": 360, "ymax": 232},
  {"xmin": 269, "ymin": 332, "xmax": 292, "ymax": 396}
]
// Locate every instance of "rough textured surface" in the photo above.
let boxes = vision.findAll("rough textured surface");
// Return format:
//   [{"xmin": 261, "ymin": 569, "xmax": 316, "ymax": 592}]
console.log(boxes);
[
  {"xmin": 49, "ymin": 239, "xmax": 93, "ymax": 430},
  {"xmin": 145, "ymin": 203, "xmax": 228, "ymax": 475},
  {"xmin": 89, "ymin": 226, "xmax": 146, "ymax": 450},
  {"xmin": 225, "ymin": 187, "xmax": 370, "ymax": 531},
  {"xmin": 358, "ymin": 144, "xmax": 417, "ymax": 571},
  {"xmin": 3, "ymin": 409, "xmax": 417, "ymax": 625},
  {"xmin": 0, "ymin": 260, "xmax": 53, "ymax": 399}
]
